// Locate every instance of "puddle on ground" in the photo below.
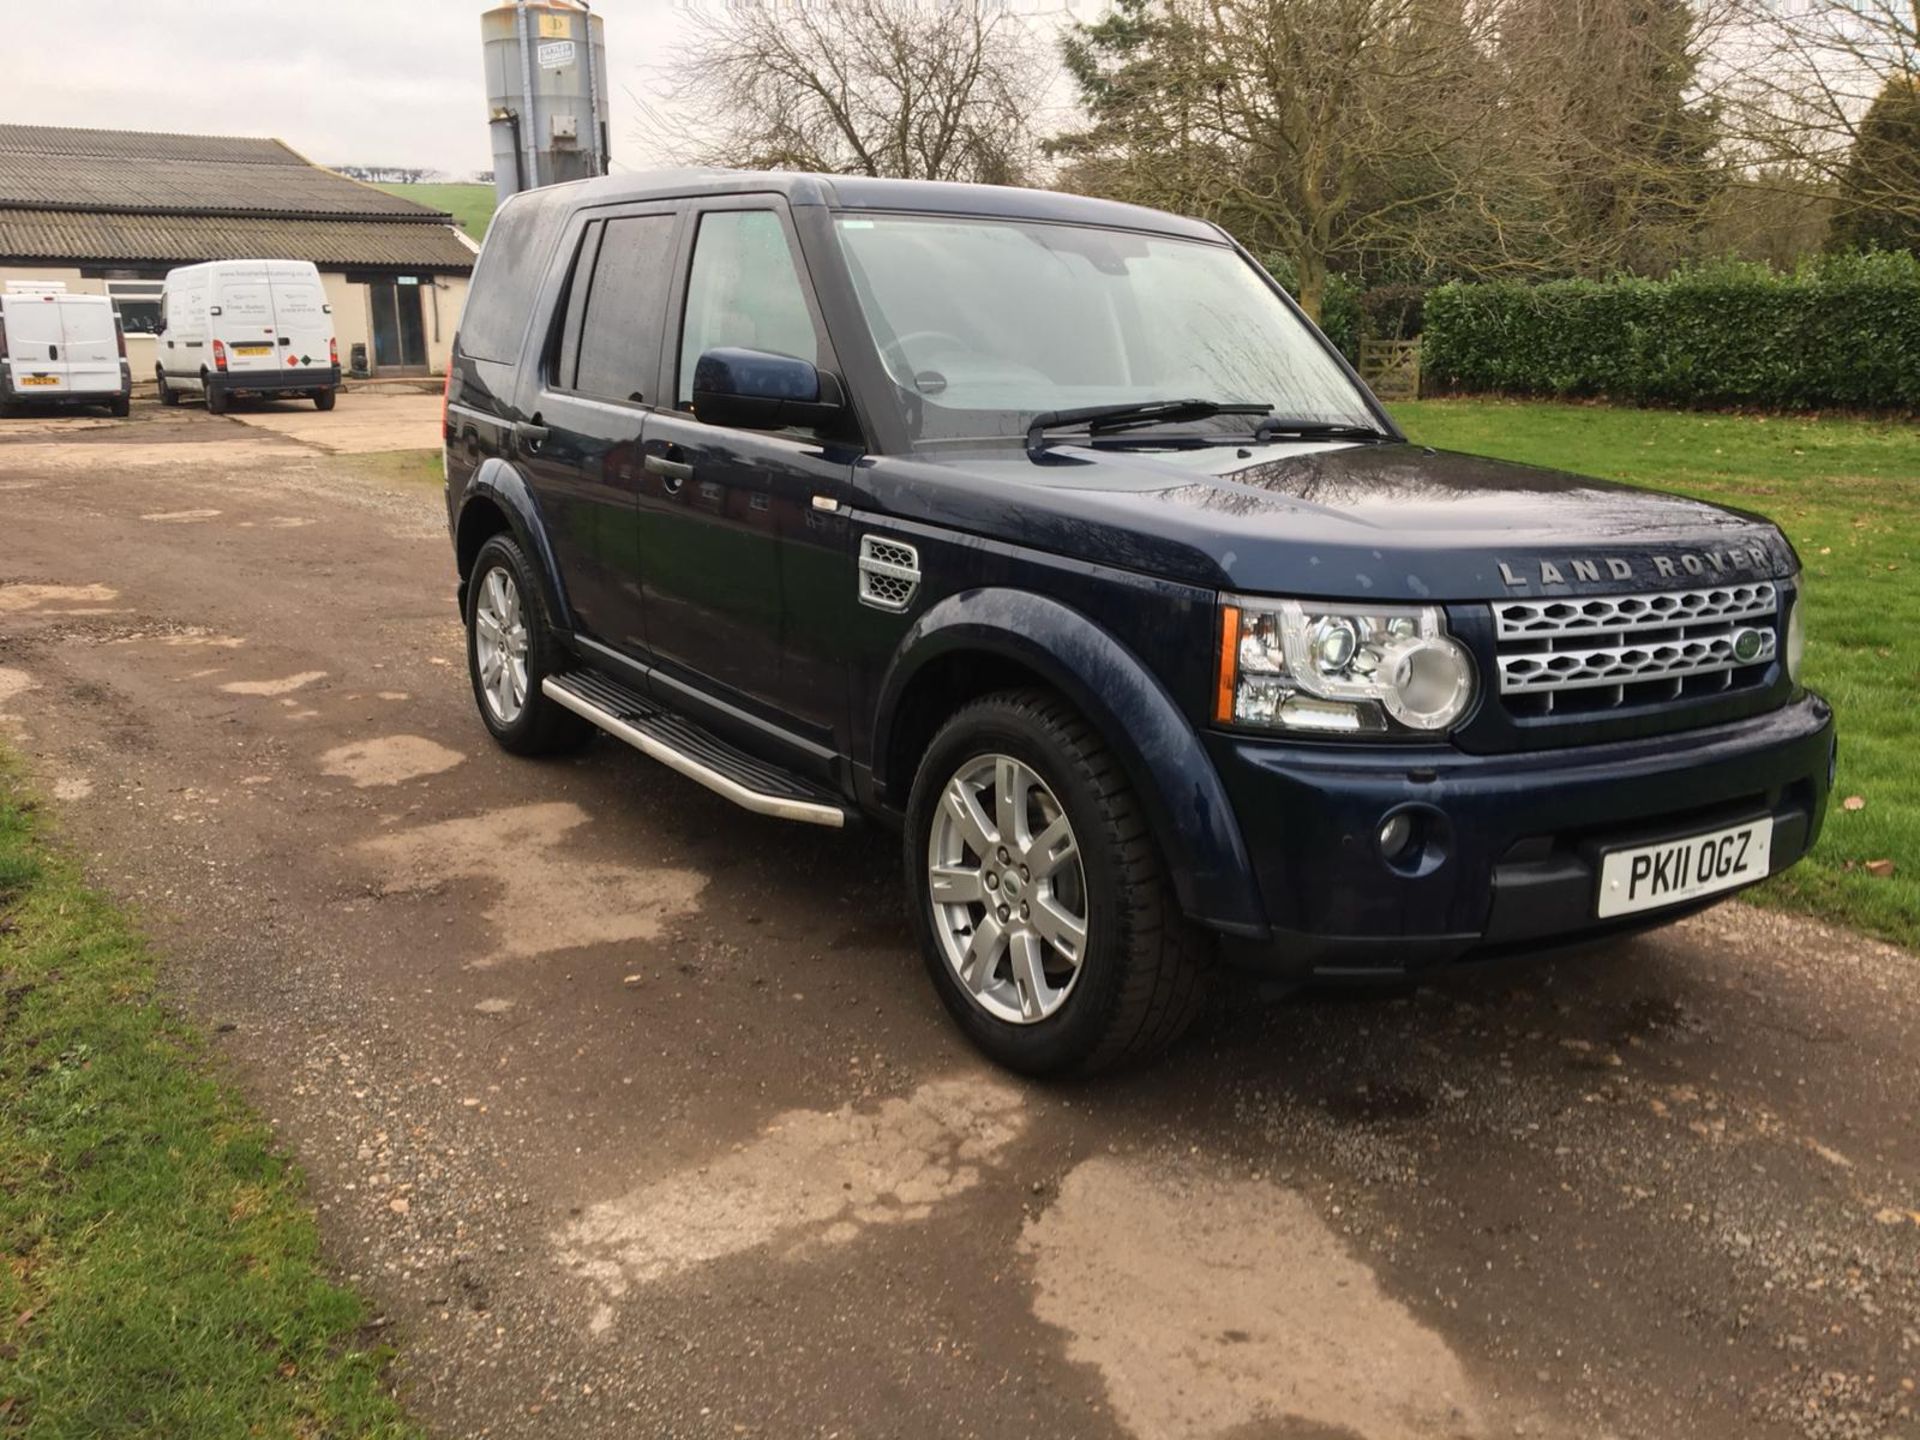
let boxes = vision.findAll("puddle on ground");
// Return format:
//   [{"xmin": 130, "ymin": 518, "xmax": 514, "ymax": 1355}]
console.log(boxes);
[
  {"xmin": 220, "ymin": 670, "xmax": 326, "ymax": 696},
  {"xmin": 557, "ymin": 1075, "xmax": 1026, "ymax": 1303},
  {"xmin": 359, "ymin": 801, "xmax": 705, "ymax": 964},
  {"xmin": 320, "ymin": 735, "xmax": 463, "ymax": 787},
  {"xmin": 1023, "ymin": 1157, "xmax": 1485, "ymax": 1440},
  {"xmin": 0, "ymin": 583, "xmax": 118, "ymax": 614}
]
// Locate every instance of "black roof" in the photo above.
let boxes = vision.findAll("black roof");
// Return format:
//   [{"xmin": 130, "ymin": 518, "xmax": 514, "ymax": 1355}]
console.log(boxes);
[
  {"xmin": 0, "ymin": 124, "xmax": 475, "ymax": 272},
  {"xmin": 516, "ymin": 169, "xmax": 1222, "ymax": 241}
]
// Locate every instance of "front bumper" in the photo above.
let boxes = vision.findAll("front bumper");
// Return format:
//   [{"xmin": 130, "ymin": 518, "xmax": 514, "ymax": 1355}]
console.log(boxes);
[
  {"xmin": 214, "ymin": 365, "xmax": 340, "ymax": 395},
  {"xmin": 1207, "ymin": 693, "xmax": 1835, "ymax": 976}
]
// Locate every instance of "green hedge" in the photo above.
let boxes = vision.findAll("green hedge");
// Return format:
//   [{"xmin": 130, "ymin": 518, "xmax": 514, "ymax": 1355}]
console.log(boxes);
[{"xmin": 1422, "ymin": 252, "xmax": 1920, "ymax": 410}]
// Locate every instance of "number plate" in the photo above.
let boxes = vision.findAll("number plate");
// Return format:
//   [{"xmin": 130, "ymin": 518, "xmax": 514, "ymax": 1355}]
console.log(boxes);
[
  {"xmin": 19, "ymin": 375, "xmax": 58, "ymax": 386},
  {"xmin": 232, "ymin": 344, "xmax": 271, "ymax": 356},
  {"xmin": 1597, "ymin": 818, "xmax": 1773, "ymax": 918}
]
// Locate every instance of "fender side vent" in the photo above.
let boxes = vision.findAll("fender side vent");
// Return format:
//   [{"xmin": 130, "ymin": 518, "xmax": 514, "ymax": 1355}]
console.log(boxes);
[{"xmin": 859, "ymin": 535, "xmax": 920, "ymax": 612}]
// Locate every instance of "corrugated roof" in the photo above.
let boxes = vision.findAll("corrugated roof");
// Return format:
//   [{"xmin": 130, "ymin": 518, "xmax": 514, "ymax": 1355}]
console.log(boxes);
[
  {"xmin": 0, "ymin": 211, "xmax": 477, "ymax": 271},
  {"xmin": 0, "ymin": 124, "xmax": 448, "ymax": 220}
]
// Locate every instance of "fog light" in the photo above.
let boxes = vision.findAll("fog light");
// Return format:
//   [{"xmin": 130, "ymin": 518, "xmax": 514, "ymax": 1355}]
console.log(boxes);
[{"xmin": 1379, "ymin": 812, "xmax": 1415, "ymax": 859}]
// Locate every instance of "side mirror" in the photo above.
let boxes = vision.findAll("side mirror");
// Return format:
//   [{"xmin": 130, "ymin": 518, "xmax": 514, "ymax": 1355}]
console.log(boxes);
[{"xmin": 691, "ymin": 347, "xmax": 845, "ymax": 432}]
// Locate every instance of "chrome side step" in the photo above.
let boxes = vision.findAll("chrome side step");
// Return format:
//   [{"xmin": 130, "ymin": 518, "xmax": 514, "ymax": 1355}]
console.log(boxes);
[{"xmin": 542, "ymin": 673, "xmax": 847, "ymax": 828}]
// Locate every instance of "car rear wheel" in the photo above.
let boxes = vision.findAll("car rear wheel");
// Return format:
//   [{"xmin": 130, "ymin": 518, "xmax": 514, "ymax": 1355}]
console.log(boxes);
[
  {"xmin": 205, "ymin": 382, "xmax": 229, "ymax": 415},
  {"xmin": 904, "ymin": 689, "xmax": 1211, "ymax": 1076},
  {"xmin": 313, "ymin": 388, "xmax": 335, "ymax": 412},
  {"xmin": 465, "ymin": 533, "xmax": 591, "ymax": 756},
  {"xmin": 156, "ymin": 372, "xmax": 179, "ymax": 407},
  {"xmin": 110, "ymin": 396, "xmax": 130, "ymax": 418}
]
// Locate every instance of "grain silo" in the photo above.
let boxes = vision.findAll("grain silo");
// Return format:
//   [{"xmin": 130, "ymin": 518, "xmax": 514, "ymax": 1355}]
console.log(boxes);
[{"xmin": 482, "ymin": 0, "xmax": 610, "ymax": 204}]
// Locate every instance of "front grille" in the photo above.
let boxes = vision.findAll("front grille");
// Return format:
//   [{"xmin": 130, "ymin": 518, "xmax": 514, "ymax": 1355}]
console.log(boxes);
[{"xmin": 1494, "ymin": 582, "xmax": 1779, "ymax": 718}]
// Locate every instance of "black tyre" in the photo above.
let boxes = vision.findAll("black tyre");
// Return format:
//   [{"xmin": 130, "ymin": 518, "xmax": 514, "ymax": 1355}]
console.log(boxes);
[
  {"xmin": 464, "ymin": 533, "xmax": 591, "ymax": 756},
  {"xmin": 110, "ymin": 396, "xmax": 130, "ymax": 418},
  {"xmin": 904, "ymin": 688, "xmax": 1211, "ymax": 1076},
  {"xmin": 156, "ymin": 371, "xmax": 180, "ymax": 407},
  {"xmin": 313, "ymin": 388, "xmax": 336, "ymax": 412},
  {"xmin": 205, "ymin": 382, "xmax": 230, "ymax": 415}
]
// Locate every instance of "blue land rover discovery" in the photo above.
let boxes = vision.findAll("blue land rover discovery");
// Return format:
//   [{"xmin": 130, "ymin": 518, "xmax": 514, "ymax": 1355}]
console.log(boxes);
[{"xmin": 442, "ymin": 172, "xmax": 1834, "ymax": 1075}]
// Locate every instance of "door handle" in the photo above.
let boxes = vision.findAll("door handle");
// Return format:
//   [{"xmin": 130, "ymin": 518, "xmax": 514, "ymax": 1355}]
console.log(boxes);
[
  {"xmin": 644, "ymin": 453, "xmax": 694, "ymax": 483},
  {"xmin": 513, "ymin": 419, "xmax": 549, "ymax": 453},
  {"xmin": 48, "ymin": 344, "xmax": 58, "ymax": 361}
]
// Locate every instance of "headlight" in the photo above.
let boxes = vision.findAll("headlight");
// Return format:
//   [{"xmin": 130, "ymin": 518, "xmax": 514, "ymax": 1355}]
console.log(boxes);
[
  {"xmin": 1217, "ymin": 598, "xmax": 1476, "ymax": 735},
  {"xmin": 1785, "ymin": 587, "xmax": 1806, "ymax": 686}
]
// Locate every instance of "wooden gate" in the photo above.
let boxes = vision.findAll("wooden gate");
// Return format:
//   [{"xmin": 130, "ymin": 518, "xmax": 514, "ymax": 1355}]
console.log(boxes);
[{"xmin": 1359, "ymin": 339, "xmax": 1421, "ymax": 401}]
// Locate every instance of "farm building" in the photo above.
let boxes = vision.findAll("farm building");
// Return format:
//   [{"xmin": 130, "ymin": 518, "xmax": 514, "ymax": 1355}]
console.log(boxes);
[{"xmin": 0, "ymin": 124, "xmax": 476, "ymax": 380}]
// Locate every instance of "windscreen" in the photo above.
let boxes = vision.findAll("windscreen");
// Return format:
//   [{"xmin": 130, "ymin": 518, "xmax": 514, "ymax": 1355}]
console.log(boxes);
[{"xmin": 833, "ymin": 214, "xmax": 1375, "ymax": 443}]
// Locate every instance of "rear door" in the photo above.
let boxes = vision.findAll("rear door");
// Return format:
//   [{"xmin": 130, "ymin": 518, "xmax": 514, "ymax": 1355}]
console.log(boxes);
[
  {"xmin": 517, "ymin": 204, "xmax": 681, "ymax": 656},
  {"xmin": 267, "ymin": 267, "xmax": 333, "ymax": 372},
  {"xmin": 214, "ymin": 272, "xmax": 281, "ymax": 377},
  {"xmin": 58, "ymin": 299, "xmax": 120, "ymax": 396},
  {"xmin": 2, "ymin": 293, "xmax": 70, "ymax": 394}
]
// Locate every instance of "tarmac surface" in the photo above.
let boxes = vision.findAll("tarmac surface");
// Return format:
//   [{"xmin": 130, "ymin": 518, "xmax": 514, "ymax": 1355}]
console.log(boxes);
[{"xmin": 1, "ymin": 395, "xmax": 1915, "ymax": 1440}]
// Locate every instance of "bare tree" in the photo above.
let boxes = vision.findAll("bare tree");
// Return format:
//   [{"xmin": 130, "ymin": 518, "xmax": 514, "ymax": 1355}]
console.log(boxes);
[
  {"xmin": 1056, "ymin": 0, "xmax": 1523, "ymax": 318},
  {"xmin": 1494, "ymin": 0, "xmax": 1731, "ymax": 275},
  {"xmin": 1720, "ymin": 0, "xmax": 1920, "ymax": 245},
  {"xmin": 645, "ymin": 0, "xmax": 1050, "ymax": 185}
]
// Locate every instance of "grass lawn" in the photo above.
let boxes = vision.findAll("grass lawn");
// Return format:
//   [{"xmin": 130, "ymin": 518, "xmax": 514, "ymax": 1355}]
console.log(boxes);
[
  {"xmin": 372, "ymin": 182, "xmax": 497, "ymax": 239},
  {"xmin": 1393, "ymin": 398, "xmax": 1918, "ymax": 952},
  {"xmin": 0, "ymin": 765, "xmax": 417, "ymax": 1438},
  {"xmin": 326, "ymin": 449, "xmax": 445, "ymax": 493}
]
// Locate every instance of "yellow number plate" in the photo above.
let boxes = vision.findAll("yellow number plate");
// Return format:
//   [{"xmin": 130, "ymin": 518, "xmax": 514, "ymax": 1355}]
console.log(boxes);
[
  {"xmin": 232, "ymin": 344, "xmax": 271, "ymax": 357},
  {"xmin": 19, "ymin": 375, "xmax": 58, "ymax": 386}
]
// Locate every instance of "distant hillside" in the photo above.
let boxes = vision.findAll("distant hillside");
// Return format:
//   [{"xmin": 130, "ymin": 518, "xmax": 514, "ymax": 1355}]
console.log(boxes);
[{"xmin": 373, "ymin": 182, "xmax": 497, "ymax": 239}]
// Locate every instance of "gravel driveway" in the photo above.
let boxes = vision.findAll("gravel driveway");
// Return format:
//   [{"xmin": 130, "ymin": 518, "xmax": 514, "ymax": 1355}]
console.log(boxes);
[{"xmin": 2, "ymin": 398, "xmax": 1915, "ymax": 1440}]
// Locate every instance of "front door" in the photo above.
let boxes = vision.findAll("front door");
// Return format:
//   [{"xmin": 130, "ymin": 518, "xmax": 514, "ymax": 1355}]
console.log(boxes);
[
  {"xmin": 517, "ymin": 206, "xmax": 680, "ymax": 656},
  {"xmin": 637, "ymin": 201, "xmax": 856, "ymax": 755},
  {"xmin": 369, "ymin": 279, "xmax": 428, "ymax": 373}
]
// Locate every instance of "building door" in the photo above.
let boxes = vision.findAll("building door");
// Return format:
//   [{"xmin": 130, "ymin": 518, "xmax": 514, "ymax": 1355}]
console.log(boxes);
[{"xmin": 369, "ymin": 278, "xmax": 428, "ymax": 373}]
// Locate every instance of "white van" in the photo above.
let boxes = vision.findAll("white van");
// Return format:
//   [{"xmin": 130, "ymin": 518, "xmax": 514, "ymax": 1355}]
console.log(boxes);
[
  {"xmin": 156, "ymin": 260, "xmax": 340, "ymax": 413},
  {"xmin": 0, "ymin": 283, "xmax": 131, "ymax": 416}
]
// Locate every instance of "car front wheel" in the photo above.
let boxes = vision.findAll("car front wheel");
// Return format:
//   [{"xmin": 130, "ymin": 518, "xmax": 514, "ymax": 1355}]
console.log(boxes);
[{"xmin": 904, "ymin": 689, "xmax": 1210, "ymax": 1076}]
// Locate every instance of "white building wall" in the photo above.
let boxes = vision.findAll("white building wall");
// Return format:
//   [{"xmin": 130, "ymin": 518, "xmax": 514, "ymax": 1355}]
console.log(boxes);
[{"xmin": 1, "ymin": 263, "xmax": 468, "ymax": 383}]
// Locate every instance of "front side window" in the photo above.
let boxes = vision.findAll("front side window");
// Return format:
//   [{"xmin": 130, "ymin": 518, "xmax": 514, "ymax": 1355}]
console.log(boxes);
[
  {"xmin": 833, "ymin": 214, "xmax": 1375, "ymax": 443},
  {"xmin": 676, "ymin": 210, "xmax": 819, "ymax": 407},
  {"xmin": 105, "ymin": 279, "xmax": 165, "ymax": 336}
]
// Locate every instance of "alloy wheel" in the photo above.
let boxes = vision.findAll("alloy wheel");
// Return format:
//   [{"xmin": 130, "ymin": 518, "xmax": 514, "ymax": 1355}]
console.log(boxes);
[
  {"xmin": 473, "ymin": 564, "xmax": 530, "ymax": 725},
  {"xmin": 927, "ymin": 753, "xmax": 1090, "ymax": 1024}
]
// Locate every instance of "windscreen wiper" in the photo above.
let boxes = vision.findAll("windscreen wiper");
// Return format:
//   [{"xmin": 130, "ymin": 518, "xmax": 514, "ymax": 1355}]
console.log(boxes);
[
  {"xmin": 1251, "ymin": 416, "xmax": 1391, "ymax": 443},
  {"xmin": 1026, "ymin": 399, "xmax": 1273, "ymax": 456}
]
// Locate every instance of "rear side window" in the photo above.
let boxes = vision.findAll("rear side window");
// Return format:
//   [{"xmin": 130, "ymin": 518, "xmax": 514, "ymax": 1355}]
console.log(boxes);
[
  {"xmin": 460, "ymin": 190, "xmax": 570, "ymax": 363},
  {"xmin": 676, "ymin": 210, "xmax": 819, "ymax": 406},
  {"xmin": 571, "ymin": 214, "xmax": 677, "ymax": 406}
]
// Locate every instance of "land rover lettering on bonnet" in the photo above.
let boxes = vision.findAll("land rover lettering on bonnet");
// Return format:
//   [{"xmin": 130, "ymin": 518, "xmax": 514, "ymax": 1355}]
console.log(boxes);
[{"xmin": 441, "ymin": 171, "xmax": 1834, "ymax": 1076}]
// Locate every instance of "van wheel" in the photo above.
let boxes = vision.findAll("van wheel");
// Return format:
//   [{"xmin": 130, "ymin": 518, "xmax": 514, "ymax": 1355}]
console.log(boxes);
[
  {"xmin": 110, "ymin": 396, "xmax": 130, "ymax": 418},
  {"xmin": 465, "ymin": 534, "xmax": 591, "ymax": 756},
  {"xmin": 904, "ymin": 689, "xmax": 1211, "ymax": 1076},
  {"xmin": 313, "ymin": 388, "xmax": 336, "ymax": 412},
  {"xmin": 156, "ymin": 372, "xmax": 179, "ymax": 407},
  {"xmin": 205, "ymin": 383, "xmax": 230, "ymax": 415}
]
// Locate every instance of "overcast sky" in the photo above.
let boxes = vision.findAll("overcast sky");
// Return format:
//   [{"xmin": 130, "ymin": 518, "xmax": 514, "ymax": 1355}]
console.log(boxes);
[{"xmin": 0, "ymin": 0, "xmax": 1089, "ymax": 180}]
